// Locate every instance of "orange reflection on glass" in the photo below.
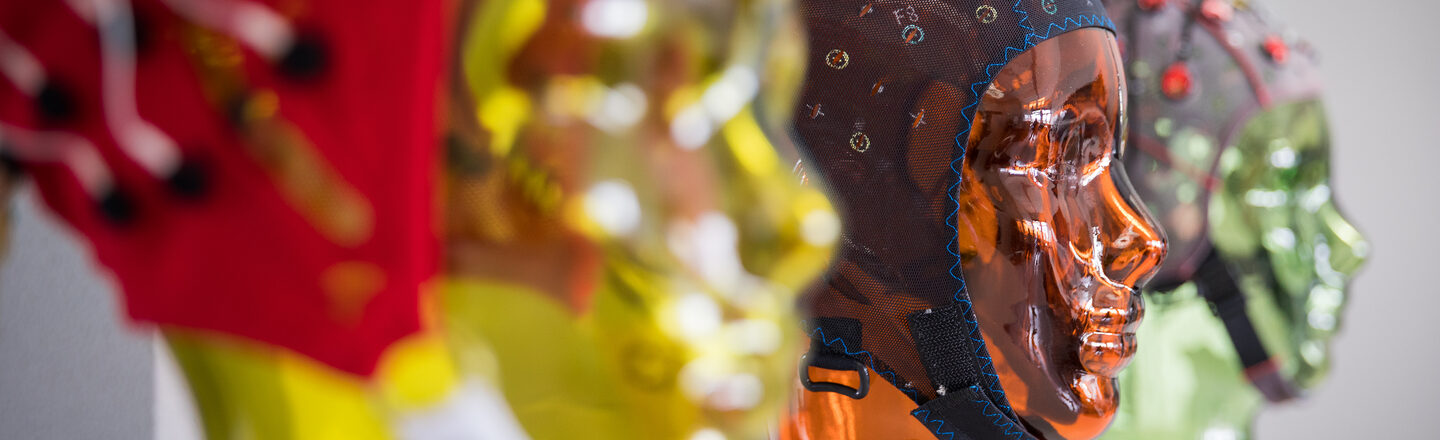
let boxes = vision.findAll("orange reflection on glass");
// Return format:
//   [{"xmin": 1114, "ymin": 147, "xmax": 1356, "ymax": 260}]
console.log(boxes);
[
  {"xmin": 961, "ymin": 27, "xmax": 1164, "ymax": 440},
  {"xmin": 781, "ymin": 367, "xmax": 933, "ymax": 440},
  {"xmin": 782, "ymin": 28, "xmax": 1165, "ymax": 440}
]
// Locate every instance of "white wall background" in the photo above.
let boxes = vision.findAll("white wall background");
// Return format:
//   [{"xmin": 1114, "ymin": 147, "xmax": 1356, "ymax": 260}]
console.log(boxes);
[{"xmin": 0, "ymin": 1, "xmax": 1435, "ymax": 439}]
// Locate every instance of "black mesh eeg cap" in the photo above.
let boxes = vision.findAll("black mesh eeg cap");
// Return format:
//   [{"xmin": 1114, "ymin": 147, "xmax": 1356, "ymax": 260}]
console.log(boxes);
[
  {"xmin": 1107, "ymin": 0, "xmax": 1323, "ymax": 287},
  {"xmin": 792, "ymin": 0, "xmax": 1116, "ymax": 437},
  {"xmin": 1106, "ymin": 0, "xmax": 1327, "ymax": 402}
]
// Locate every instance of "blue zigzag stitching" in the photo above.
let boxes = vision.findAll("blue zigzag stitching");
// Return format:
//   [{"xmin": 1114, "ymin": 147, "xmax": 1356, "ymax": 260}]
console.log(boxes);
[
  {"xmin": 947, "ymin": 0, "xmax": 1117, "ymax": 420},
  {"xmin": 807, "ymin": 325, "xmax": 921, "ymax": 401},
  {"xmin": 909, "ymin": 386, "xmax": 1028, "ymax": 440},
  {"xmin": 1025, "ymin": 14, "xmax": 1115, "ymax": 48},
  {"xmin": 1013, "ymin": 0, "xmax": 1036, "ymax": 36},
  {"xmin": 912, "ymin": 408, "xmax": 956, "ymax": 440},
  {"xmin": 973, "ymin": 385, "xmax": 1028, "ymax": 439}
]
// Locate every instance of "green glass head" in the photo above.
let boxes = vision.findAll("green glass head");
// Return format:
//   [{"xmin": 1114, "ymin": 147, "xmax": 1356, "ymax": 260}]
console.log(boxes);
[
  {"xmin": 1211, "ymin": 99, "xmax": 1369, "ymax": 388},
  {"xmin": 1102, "ymin": 0, "xmax": 1368, "ymax": 438},
  {"xmin": 1105, "ymin": 99, "xmax": 1369, "ymax": 439}
]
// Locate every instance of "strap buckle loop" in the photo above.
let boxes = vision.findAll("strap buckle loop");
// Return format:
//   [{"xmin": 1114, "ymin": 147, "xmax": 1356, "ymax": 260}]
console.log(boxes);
[{"xmin": 798, "ymin": 351, "xmax": 870, "ymax": 399}]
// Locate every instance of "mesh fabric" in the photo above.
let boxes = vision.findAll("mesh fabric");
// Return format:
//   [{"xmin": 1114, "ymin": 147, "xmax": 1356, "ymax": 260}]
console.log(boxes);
[
  {"xmin": 1107, "ymin": 0, "xmax": 1323, "ymax": 286},
  {"xmin": 1104, "ymin": 1, "xmax": 1366, "ymax": 437},
  {"xmin": 0, "ymin": 0, "xmax": 444, "ymax": 376},
  {"xmin": 792, "ymin": 0, "xmax": 1115, "ymax": 412}
]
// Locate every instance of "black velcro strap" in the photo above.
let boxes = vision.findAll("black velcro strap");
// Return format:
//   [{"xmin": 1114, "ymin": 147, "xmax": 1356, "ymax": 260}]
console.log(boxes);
[
  {"xmin": 1193, "ymin": 250, "xmax": 1299, "ymax": 402},
  {"xmin": 911, "ymin": 385, "xmax": 1037, "ymax": 440},
  {"xmin": 909, "ymin": 304, "xmax": 980, "ymax": 396}
]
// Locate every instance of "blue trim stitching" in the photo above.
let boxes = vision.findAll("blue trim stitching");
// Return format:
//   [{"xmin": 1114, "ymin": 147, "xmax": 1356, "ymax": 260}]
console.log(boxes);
[
  {"xmin": 910, "ymin": 386, "xmax": 1029, "ymax": 440},
  {"xmin": 947, "ymin": 0, "xmax": 1117, "ymax": 419},
  {"xmin": 975, "ymin": 385, "xmax": 1028, "ymax": 439},
  {"xmin": 912, "ymin": 408, "xmax": 957, "ymax": 440},
  {"xmin": 807, "ymin": 325, "xmax": 921, "ymax": 400}
]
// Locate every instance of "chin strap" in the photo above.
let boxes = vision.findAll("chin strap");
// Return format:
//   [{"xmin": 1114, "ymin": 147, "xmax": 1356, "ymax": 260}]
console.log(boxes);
[
  {"xmin": 906, "ymin": 304, "xmax": 1037, "ymax": 440},
  {"xmin": 1193, "ymin": 250, "xmax": 1301, "ymax": 403},
  {"xmin": 800, "ymin": 305, "xmax": 1036, "ymax": 440}
]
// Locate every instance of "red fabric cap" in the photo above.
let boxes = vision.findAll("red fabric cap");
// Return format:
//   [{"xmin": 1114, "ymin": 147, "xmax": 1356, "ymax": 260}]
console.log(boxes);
[{"xmin": 0, "ymin": 0, "xmax": 443, "ymax": 376}]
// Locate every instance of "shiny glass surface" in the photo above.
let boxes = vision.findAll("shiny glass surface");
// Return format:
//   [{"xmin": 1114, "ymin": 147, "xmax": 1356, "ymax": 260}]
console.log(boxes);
[
  {"xmin": 962, "ymin": 27, "xmax": 1165, "ymax": 440},
  {"xmin": 783, "ymin": 28, "xmax": 1165, "ymax": 440},
  {"xmin": 442, "ymin": 0, "xmax": 834, "ymax": 439},
  {"xmin": 1210, "ymin": 100, "xmax": 1367, "ymax": 388},
  {"xmin": 1103, "ymin": 100, "xmax": 1368, "ymax": 440}
]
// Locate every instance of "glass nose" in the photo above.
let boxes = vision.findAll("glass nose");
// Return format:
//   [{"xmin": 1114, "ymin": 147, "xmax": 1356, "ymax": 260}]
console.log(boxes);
[
  {"xmin": 1100, "ymin": 161, "xmax": 1167, "ymax": 288},
  {"xmin": 1321, "ymin": 205, "xmax": 1368, "ymax": 277}
]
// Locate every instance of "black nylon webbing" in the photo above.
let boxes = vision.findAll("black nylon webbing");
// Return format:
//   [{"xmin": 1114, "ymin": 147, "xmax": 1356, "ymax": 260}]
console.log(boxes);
[
  {"xmin": 1193, "ymin": 250, "xmax": 1299, "ymax": 402},
  {"xmin": 911, "ymin": 385, "xmax": 1037, "ymax": 440},
  {"xmin": 1194, "ymin": 251, "xmax": 1269, "ymax": 368}
]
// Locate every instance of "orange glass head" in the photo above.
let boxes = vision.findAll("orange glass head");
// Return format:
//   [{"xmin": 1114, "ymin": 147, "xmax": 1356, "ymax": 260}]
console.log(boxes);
[
  {"xmin": 783, "ymin": 27, "xmax": 1165, "ymax": 440},
  {"xmin": 957, "ymin": 28, "xmax": 1165, "ymax": 439}
]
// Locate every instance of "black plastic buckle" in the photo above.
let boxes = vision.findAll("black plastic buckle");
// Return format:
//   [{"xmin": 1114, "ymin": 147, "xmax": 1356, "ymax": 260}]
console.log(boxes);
[{"xmin": 798, "ymin": 351, "xmax": 870, "ymax": 399}]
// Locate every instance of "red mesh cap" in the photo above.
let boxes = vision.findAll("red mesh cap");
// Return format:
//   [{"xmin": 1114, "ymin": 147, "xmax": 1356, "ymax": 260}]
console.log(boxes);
[{"xmin": 0, "ymin": 0, "xmax": 445, "ymax": 376}]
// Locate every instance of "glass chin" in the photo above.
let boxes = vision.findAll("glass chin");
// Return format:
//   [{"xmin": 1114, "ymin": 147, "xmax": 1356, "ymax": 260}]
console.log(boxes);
[
  {"xmin": 1022, "ymin": 372, "xmax": 1119, "ymax": 440},
  {"xmin": 1292, "ymin": 325, "xmax": 1339, "ymax": 389}
]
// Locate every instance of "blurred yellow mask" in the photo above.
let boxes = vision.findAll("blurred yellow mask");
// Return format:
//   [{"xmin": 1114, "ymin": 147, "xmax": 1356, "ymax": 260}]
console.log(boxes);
[{"xmin": 442, "ymin": 0, "xmax": 834, "ymax": 439}]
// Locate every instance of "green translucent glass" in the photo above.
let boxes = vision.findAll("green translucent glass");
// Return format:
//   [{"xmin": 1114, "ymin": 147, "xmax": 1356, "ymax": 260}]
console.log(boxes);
[
  {"xmin": 1104, "ymin": 100, "xmax": 1368, "ymax": 439},
  {"xmin": 1104, "ymin": 284, "xmax": 1263, "ymax": 439}
]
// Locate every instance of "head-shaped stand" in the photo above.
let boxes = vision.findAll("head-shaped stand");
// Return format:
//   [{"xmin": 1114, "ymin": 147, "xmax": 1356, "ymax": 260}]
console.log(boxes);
[
  {"xmin": 782, "ymin": 1, "xmax": 1164, "ymax": 439},
  {"xmin": 1102, "ymin": 0, "xmax": 1369, "ymax": 438},
  {"xmin": 442, "ymin": 0, "xmax": 835, "ymax": 438}
]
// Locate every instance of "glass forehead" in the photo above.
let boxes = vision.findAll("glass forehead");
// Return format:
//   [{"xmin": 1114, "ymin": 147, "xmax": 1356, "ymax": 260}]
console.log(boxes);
[
  {"xmin": 980, "ymin": 30, "xmax": 1125, "ymax": 157},
  {"xmin": 1223, "ymin": 100, "xmax": 1333, "ymax": 189},
  {"xmin": 993, "ymin": 32, "xmax": 1123, "ymax": 107}
]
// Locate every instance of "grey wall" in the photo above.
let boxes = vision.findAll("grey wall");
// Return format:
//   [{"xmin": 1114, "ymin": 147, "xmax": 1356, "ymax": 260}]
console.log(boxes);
[
  {"xmin": 1254, "ymin": 0, "xmax": 1440, "ymax": 438},
  {"xmin": 0, "ymin": 190, "xmax": 153, "ymax": 439}
]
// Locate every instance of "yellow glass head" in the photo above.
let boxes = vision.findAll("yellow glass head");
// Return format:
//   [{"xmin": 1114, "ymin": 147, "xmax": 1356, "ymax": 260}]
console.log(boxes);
[{"xmin": 443, "ymin": 1, "xmax": 833, "ymax": 438}]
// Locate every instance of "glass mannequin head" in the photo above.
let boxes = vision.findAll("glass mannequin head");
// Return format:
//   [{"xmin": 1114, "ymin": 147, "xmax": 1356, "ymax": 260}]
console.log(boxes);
[
  {"xmin": 959, "ymin": 27, "xmax": 1165, "ymax": 439},
  {"xmin": 782, "ymin": 13, "xmax": 1162, "ymax": 439},
  {"xmin": 443, "ymin": 0, "xmax": 834, "ymax": 438},
  {"xmin": 1102, "ymin": 0, "xmax": 1368, "ymax": 438},
  {"xmin": 0, "ymin": 1, "xmax": 481, "ymax": 438},
  {"xmin": 1209, "ymin": 99, "xmax": 1368, "ymax": 388},
  {"xmin": 1108, "ymin": 0, "xmax": 1368, "ymax": 394}
]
